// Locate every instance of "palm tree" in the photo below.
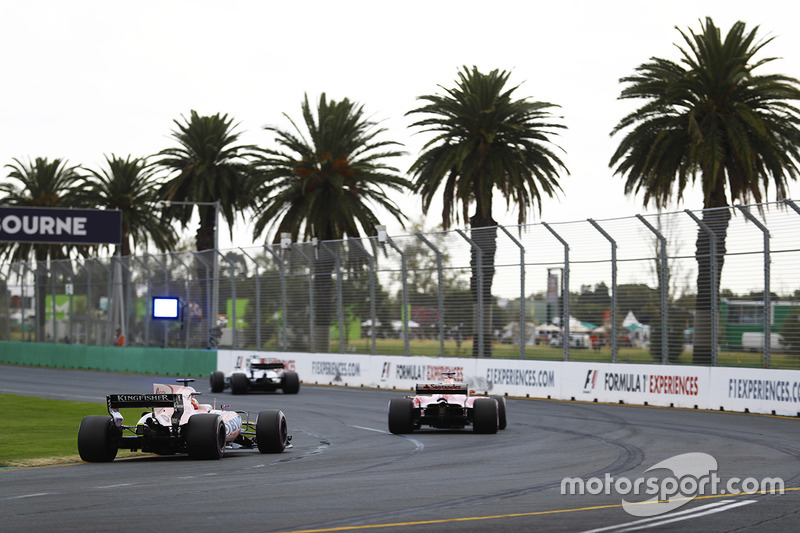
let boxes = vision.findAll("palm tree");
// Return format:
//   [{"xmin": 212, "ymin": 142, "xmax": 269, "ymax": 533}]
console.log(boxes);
[
  {"xmin": 252, "ymin": 93, "xmax": 410, "ymax": 352},
  {"xmin": 408, "ymin": 66, "xmax": 568, "ymax": 357},
  {"xmin": 154, "ymin": 110, "xmax": 259, "ymax": 337},
  {"xmin": 610, "ymin": 18, "xmax": 800, "ymax": 365},
  {"xmin": 154, "ymin": 110, "xmax": 258, "ymax": 252},
  {"xmin": 0, "ymin": 157, "xmax": 85, "ymax": 340},
  {"xmin": 80, "ymin": 154, "xmax": 177, "ymax": 257}
]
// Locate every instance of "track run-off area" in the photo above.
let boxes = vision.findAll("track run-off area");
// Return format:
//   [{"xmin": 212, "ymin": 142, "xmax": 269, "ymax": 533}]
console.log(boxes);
[{"xmin": 1, "ymin": 364, "xmax": 799, "ymax": 532}]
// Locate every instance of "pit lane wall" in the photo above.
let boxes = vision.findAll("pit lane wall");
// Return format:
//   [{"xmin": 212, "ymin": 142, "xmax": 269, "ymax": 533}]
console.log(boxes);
[{"xmin": 218, "ymin": 350, "xmax": 800, "ymax": 417}]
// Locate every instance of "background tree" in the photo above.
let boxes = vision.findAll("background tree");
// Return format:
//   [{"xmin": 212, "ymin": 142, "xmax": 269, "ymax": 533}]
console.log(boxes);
[
  {"xmin": 252, "ymin": 93, "xmax": 410, "ymax": 352},
  {"xmin": 0, "ymin": 157, "xmax": 85, "ymax": 340},
  {"xmin": 408, "ymin": 66, "xmax": 568, "ymax": 357},
  {"xmin": 81, "ymin": 154, "xmax": 177, "ymax": 257},
  {"xmin": 610, "ymin": 18, "xmax": 800, "ymax": 364},
  {"xmin": 154, "ymin": 110, "xmax": 257, "ymax": 252}
]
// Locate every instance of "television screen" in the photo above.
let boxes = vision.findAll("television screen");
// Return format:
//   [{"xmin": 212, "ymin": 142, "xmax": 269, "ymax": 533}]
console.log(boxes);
[{"xmin": 152, "ymin": 297, "xmax": 180, "ymax": 320}]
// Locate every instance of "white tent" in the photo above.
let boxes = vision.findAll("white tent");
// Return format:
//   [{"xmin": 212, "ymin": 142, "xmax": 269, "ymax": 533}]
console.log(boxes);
[
  {"xmin": 391, "ymin": 320, "xmax": 419, "ymax": 330},
  {"xmin": 553, "ymin": 316, "xmax": 592, "ymax": 332},
  {"xmin": 622, "ymin": 310, "xmax": 643, "ymax": 328}
]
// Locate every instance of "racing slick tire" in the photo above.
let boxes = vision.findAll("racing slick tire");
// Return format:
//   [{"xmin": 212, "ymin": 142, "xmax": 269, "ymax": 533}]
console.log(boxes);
[
  {"xmin": 388, "ymin": 398, "xmax": 415, "ymax": 434},
  {"xmin": 472, "ymin": 398, "xmax": 499, "ymax": 434},
  {"xmin": 209, "ymin": 371, "xmax": 225, "ymax": 393},
  {"xmin": 186, "ymin": 414, "xmax": 225, "ymax": 459},
  {"xmin": 282, "ymin": 371, "xmax": 300, "ymax": 394},
  {"xmin": 256, "ymin": 409, "xmax": 289, "ymax": 453},
  {"xmin": 231, "ymin": 372, "xmax": 249, "ymax": 395},
  {"xmin": 78, "ymin": 415, "xmax": 120, "ymax": 462},
  {"xmin": 491, "ymin": 395, "xmax": 507, "ymax": 430}
]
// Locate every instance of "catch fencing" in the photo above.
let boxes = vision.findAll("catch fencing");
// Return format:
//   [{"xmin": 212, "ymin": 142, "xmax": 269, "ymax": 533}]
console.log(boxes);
[{"xmin": 2, "ymin": 200, "xmax": 800, "ymax": 369}]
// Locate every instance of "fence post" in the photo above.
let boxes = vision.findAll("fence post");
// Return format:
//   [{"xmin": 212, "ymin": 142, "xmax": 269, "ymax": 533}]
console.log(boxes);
[
  {"xmin": 264, "ymin": 244, "xmax": 288, "ymax": 352},
  {"xmin": 415, "ymin": 232, "xmax": 445, "ymax": 357},
  {"xmin": 76, "ymin": 261, "xmax": 94, "ymax": 345},
  {"xmin": 296, "ymin": 243, "xmax": 316, "ymax": 352},
  {"xmin": 382, "ymin": 233, "xmax": 410, "ymax": 357},
  {"xmin": 637, "ymin": 215, "xmax": 670, "ymax": 364},
  {"xmin": 93, "ymin": 258, "xmax": 113, "ymax": 346},
  {"xmin": 239, "ymin": 248, "xmax": 262, "ymax": 350},
  {"xmin": 50, "ymin": 258, "xmax": 57, "ymax": 342},
  {"xmin": 149, "ymin": 254, "xmax": 170, "ymax": 347},
  {"xmin": 683, "ymin": 210, "xmax": 717, "ymax": 365},
  {"xmin": 542, "ymin": 223, "xmax": 570, "ymax": 361},
  {"xmin": 588, "ymin": 219, "xmax": 618, "ymax": 362},
  {"xmin": 498, "ymin": 226, "xmax": 526, "ymax": 359},
  {"xmin": 218, "ymin": 252, "xmax": 238, "ymax": 349},
  {"xmin": 132, "ymin": 252, "xmax": 152, "ymax": 346},
  {"xmin": 291, "ymin": 244, "xmax": 316, "ymax": 353},
  {"xmin": 167, "ymin": 252, "xmax": 193, "ymax": 349},
  {"xmin": 321, "ymin": 242, "xmax": 345, "ymax": 354},
  {"xmin": 54, "ymin": 260, "xmax": 75, "ymax": 344},
  {"xmin": 455, "ymin": 229, "xmax": 484, "ymax": 358},
  {"xmin": 736, "ymin": 205, "xmax": 772, "ymax": 367},
  {"xmin": 1, "ymin": 271, "xmax": 7, "ymax": 340},
  {"xmin": 349, "ymin": 238, "xmax": 378, "ymax": 355}
]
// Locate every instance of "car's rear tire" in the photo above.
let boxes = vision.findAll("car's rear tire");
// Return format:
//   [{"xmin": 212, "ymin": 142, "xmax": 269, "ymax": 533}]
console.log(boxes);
[
  {"xmin": 491, "ymin": 395, "xmax": 507, "ymax": 430},
  {"xmin": 473, "ymin": 398, "xmax": 499, "ymax": 434},
  {"xmin": 256, "ymin": 410, "xmax": 288, "ymax": 453},
  {"xmin": 231, "ymin": 372, "xmax": 248, "ymax": 395},
  {"xmin": 209, "ymin": 371, "xmax": 225, "ymax": 393},
  {"xmin": 78, "ymin": 415, "xmax": 120, "ymax": 462},
  {"xmin": 282, "ymin": 371, "xmax": 300, "ymax": 394},
  {"xmin": 186, "ymin": 414, "xmax": 225, "ymax": 459},
  {"xmin": 388, "ymin": 398, "xmax": 415, "ymax": 434}
]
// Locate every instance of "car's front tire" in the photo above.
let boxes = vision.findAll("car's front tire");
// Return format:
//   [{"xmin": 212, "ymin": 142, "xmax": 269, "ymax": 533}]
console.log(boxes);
[
  {"xmin": 472, "ymin": 398, "xmax": 499, "ymax": 434},
  {"xmin": 388, "ymin": 398, "xmax": 415, "ymax": 434},
  {"xmin": 209, "ymin": 371, "xmax": 225, "ymax": 393},
  {"xmin": 256, "ymin": 410, "xmax": 288, "ymax": 453},
  {"xmin": 231, "ymin": 372, "xmax": 248, "ymax": 395},
  {"xmin": 282, "ymin": 371, "xmax": 300, "ymax": 394},
  {"xmin": 186, "ymin": 414, "xmax": 225, "ymax": 459},
  {"xmin": 78, "ymin": 415, "xmax": 120, "ymax": 462}
]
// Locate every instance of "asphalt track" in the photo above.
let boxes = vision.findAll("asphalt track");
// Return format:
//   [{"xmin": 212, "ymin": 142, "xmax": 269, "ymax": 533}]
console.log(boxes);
[{"xmin": 1, "ymin": 364, "xmax": 799, "ymax": 532}]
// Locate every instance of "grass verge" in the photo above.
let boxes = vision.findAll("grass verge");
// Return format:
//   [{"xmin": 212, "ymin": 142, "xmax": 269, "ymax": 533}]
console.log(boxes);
[{"xmin": 0, "ymin": 394, "xmax": 145, "ymax": 467}]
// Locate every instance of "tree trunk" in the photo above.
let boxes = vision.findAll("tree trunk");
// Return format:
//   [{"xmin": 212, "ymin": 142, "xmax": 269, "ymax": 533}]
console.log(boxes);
[
  {"xmin": 469, "ymin": 218, "xmax": 497, "ymax": 358},
  {"xmin": 692, "ymin": 206, "xmax": 730, "ymax": 365},
  {"xmin": 195, "ymin": 208, "xmax": 217, "ymax": 347},
  {"xmin": 313, "ymin": 254, "xmax": 335, "ymax": 353}
]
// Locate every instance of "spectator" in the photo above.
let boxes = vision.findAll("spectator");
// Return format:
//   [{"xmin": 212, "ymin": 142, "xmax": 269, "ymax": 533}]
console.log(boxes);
[{"xmin": 113, "ymin": 328, "xmax": 125, "ymax": 347}]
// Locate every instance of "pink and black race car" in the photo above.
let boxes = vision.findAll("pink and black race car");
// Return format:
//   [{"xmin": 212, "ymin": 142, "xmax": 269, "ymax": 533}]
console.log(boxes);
[
  {"xmin": 78, "ymin": 378, "xmax": 290, "ymax": 462},
  {"xmin": 388, "ymin": 373, "xmax": 507, "ymax": 434}
]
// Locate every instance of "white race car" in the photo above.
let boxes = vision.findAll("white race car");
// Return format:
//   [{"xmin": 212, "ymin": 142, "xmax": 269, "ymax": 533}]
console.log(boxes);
[
  {"xmin": 388, "ymin": 373, "xmax": 507, "ymax": 434},
  {"xmin": 78, "ymin": 378, "xmax": 290, "ymax": 462},
  {"xmin": 210, "ymin": 356, "xmax": 300, "ymax": 395}
]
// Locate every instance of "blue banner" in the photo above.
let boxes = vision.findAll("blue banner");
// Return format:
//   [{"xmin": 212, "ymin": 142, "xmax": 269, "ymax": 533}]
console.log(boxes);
[{"xmin": 0, "ymin": 206, "xmax": 122, "ymax": 244}]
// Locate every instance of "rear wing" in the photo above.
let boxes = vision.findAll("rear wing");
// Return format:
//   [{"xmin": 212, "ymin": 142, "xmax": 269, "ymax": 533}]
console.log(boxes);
[
  {"xmin": 107, "ymin": 393, "xmax": 183, "ymax": 410},
  {"xmin": 250, "ymin": 362, "xmax": 285, "ymax": 371},
  {"xmin": 107, "ymin": 393, "xmax": 184, "ymax": 427},
  {"xmin": 415, "ymin": 383, "xmax": 469, "ymax": 395}
]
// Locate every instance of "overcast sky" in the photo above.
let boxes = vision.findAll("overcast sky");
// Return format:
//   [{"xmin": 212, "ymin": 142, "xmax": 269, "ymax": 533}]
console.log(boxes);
[{"xmin": 2, "ymin": 1, "xmax": 799, "ymax": 250}]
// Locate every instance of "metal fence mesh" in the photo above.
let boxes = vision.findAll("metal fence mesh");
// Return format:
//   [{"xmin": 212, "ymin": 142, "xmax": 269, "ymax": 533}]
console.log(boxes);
[{"xmin": 2, "ymin": 200, "xmax": 800, "ymax": 369}]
